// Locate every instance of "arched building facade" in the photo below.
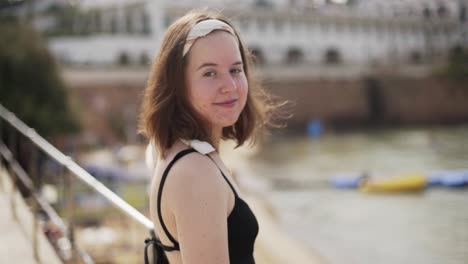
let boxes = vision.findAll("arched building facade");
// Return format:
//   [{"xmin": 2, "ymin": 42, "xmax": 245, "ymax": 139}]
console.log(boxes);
[{"xmin": 46, "ymin": 0, "xmax": 468, "ymax": 69}]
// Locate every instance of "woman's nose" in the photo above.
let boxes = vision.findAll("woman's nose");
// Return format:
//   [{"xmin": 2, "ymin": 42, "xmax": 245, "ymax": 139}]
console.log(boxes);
[{"xmin": 220, "ymin": 73, "xmax": 237, "ymax": 93}]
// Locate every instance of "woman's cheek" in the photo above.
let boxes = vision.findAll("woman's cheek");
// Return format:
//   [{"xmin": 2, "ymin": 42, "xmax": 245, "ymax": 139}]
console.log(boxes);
[{"xmin": 239, "ymin": 77, "xmax": 248, "ymax": 103}]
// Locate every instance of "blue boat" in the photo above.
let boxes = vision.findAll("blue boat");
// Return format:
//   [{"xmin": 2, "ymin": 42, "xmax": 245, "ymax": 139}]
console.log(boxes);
[
  {"xmin": 427, "ymin": 170, "xmax": 468, "ymax": 188},
  {"xmin": 330, "ymin": 173, "xmax": 365, "ymax": 189}
]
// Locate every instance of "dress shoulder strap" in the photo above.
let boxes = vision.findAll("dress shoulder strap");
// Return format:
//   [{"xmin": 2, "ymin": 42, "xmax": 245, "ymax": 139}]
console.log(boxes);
[
  {"xmin": 205, "ymin": 155, "xmax": 239, "ymax": 198},
  {"xmin": 157, "ymin": 148, "xmax": 196, "ymax": 250}
]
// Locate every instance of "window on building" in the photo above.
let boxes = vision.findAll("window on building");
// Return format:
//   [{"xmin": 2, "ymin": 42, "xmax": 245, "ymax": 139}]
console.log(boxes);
[
  {"xmin": 94, "ymin": 10, "xmax": 102, "ymax": 33},
  {"xmin": 118, "ymin": 52, "xmax": 130, "ymax": 65},
  {"xmin": 126, "ymin": 9, "xmax": 133, "ymax": 34},
  {"xmin": 409, "ymin": 50, "xmax": 423, "ymax": 64},
  {"xmin": 460, "ymin": 4, "xmax": 466, "ymax": 22},
  {"xmin": 255, "ymin": 0, "xmax": 272, "ymax": 8},
  {"xmin": 249, "ymin": 47, "xmax": 265, "ymax": 65},
  {"xmin": 286, "ymin": 48, "xmax": 304, "ymax": 64},
  {"xmin": 142, "ymin": 11, "xmax": 151, "ymax": 35},
  {"xmin": 140, "ymin": 53, "xmax": 150, "ymax": 66},
  {"xmin": 86, "ymin": 10, "xmax": 95, "ymax": 34},
  {"xmin": 423, "ymin": 6, "xmax": 432, "ymax": 20},
  {"xmin": 324, "ymin": 48, "xmax": 342, "ymax": 65},
  {"xmin": 437, "ymin": 4, "xmax": 448, "ymax": 18},
  {"xmin": 110, "ymin": 13, "xmax": 118, "ymax": 34},
  {"xmin": 82, "ymin": 13, "xmax": 91, "ymax": 35}
]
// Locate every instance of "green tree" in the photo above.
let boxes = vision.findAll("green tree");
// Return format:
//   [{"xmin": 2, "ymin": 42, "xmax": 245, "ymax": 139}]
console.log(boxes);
[
  {"xmin": 0, "ymin": 21, "xmax": 80, "ymax": 138},
  {"xmin": 445, "ymin": 45, "xmax": 468, "ymax": 80}
]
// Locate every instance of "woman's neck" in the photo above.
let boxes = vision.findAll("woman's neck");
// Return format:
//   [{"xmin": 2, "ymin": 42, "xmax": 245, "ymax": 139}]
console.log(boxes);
[
  {"xmin": 211, "ymin": 126, "xmax": 223, "ymax": 151},
  {"xmin": 178, "ymin": 126, "xmax": 223, "ymax": 152}
]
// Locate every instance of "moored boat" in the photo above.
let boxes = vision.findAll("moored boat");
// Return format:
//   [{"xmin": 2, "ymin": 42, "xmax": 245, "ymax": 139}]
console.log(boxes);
[
  {"xmin": 428, "ymin": 170, "xmax": 468, "ymax": 187},
  {"xmin": 330, "ymin": 173, "xmax": 365, "ymax": 189},
  {"xmin": 359, "ymin": 173, "xmax": 427, "ymax": 193}
]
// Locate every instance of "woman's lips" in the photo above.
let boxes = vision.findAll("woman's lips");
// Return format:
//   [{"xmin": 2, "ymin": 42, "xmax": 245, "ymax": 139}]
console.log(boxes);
[{"xmin": 214, "ymin": 99, "xmax": 238, "ymax": 107}]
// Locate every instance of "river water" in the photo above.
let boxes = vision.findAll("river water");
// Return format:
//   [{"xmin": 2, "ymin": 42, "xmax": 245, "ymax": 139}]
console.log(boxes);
[{"xmin": 241, "ymin": 126, "xmax": 468, "ymax": 264}]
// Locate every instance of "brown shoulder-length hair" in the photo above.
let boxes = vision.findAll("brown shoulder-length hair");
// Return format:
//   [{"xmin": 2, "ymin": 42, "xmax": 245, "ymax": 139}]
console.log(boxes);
[{"xmin": 138, "ymin": 8, "xmax": 282, "ymax": 158}]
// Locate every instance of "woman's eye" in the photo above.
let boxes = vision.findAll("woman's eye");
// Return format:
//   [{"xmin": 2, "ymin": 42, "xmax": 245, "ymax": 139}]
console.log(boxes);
[
  {"xmin": 231, "ymin": 68, "xmax": 242, "ymax": 74},
  {"xmin": 203, "ymin": 71, "xmax": 216, "ymax": 77}
]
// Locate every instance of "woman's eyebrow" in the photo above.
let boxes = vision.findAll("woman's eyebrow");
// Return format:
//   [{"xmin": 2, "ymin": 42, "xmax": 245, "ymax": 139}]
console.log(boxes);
[
  {"xmin": 196, "ymin": 62, "xmax": 217, "ymax": 71},
  {"xmin": 196, "ymin": 61, "xmax": 243, "ymax": 71}
]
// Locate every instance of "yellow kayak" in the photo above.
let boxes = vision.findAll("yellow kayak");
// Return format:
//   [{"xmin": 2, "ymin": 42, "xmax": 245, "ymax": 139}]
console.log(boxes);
[{"xmin": 359, "ymin": 173, "xmax": 427, "ymax": 193}]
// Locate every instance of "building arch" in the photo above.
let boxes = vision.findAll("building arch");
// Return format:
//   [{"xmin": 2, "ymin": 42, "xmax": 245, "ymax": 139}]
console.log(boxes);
[
  {"xmin": 117, "ymin": 51, "xmax": 130, "ymax": 65},
  {"xmin": 285, "ymin": 47, "xmax": 304, "ymax": 64},
  {"xmin": 139, "ymin": 52, "xmax": 150, "ymax": 66},
  {"xmin": 249, "ymin": 47, "xmax": 265, "ymax": 65},
  {"xmin": 409, "ymin": 50, "xmax": 423, "ymax": 64},
  {"xmin": 324, "ymin": 47, "xmax": 342, "ymax": 65}
]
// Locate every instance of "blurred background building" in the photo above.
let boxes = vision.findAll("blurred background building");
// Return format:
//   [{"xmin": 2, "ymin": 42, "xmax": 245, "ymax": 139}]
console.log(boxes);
[{"xmin": 5, "ymin": 0, "xmax": 468, "ymax": 71}]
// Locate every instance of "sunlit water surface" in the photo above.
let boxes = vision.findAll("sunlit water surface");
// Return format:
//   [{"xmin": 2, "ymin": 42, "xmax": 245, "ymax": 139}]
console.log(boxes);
[{"xmin": 244, "ymin": 126, "xmax": 468, "ymax": 264}]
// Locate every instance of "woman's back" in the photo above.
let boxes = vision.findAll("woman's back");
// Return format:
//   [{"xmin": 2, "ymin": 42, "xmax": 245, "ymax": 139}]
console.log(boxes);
[{"xmin": 149, "ymin": 140, "xmax": 258, "ymax": 264}]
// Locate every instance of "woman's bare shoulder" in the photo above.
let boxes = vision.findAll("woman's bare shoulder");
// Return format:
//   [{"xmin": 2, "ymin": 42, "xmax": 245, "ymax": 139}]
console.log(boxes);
[
  {"xmin": 161, "ymin": 151, "xmax": 231, "ymax": 263},
  {"xmin": 163, "ymin": 152, "xmax": 228, "ymax": 212}
]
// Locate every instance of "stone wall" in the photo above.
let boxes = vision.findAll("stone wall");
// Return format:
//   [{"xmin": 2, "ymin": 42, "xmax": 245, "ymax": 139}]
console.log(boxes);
[
  {"xmin": 265, "ymin": 79, "xmax": 369, "ymax": 128},
  {"xmin": 379, "ymin": 78, "xmax": 468, "ymax": 124},
  {"xmin": 65, "ymin": 70, "xmax": 468, "ymax": 144},
  {"xmin": 266, "ymin": 77, "xmax": 468, "ymax": 130}
]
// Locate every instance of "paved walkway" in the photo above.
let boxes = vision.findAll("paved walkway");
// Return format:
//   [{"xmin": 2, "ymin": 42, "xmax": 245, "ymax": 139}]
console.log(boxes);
[{"xmin": 0, "ymin": 168, "xmax": 62, "ymax": 264}]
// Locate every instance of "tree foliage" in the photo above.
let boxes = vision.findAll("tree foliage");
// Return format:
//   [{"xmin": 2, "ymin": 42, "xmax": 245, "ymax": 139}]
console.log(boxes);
[
  {"xmin": 445, "ymin": 45, "xmax": 468, "ymax": 80},
  {"xmin": 0, "ymin": 21, "xmax": 80, "ymax": 138}
]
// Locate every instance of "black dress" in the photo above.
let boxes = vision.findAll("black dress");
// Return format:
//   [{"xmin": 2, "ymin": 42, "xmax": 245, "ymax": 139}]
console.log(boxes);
[{"xmin": 145, "ymin": 148, "xmax": 259, "ymax": 264}]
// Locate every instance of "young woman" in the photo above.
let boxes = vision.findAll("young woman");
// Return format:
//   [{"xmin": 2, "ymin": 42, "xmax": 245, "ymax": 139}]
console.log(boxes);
[{"xmin": 139, "ymin": 9, "xmax": 279, "ymax": 264}]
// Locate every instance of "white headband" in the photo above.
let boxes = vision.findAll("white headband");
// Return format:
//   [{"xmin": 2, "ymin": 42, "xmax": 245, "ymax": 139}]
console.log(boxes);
[{"xmin": 183, "ymin": 19, "xmax": 238, "ymax": 57}]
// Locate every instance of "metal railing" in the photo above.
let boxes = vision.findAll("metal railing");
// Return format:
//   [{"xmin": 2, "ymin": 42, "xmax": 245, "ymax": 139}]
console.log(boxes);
[{"xmin": 0, "ymin": 104, "xmax": 158, "ymax": 263}]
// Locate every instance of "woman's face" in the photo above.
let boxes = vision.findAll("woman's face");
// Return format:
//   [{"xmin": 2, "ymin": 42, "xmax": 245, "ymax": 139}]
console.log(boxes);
[{"xmin": 185, "ymin": 30, "xmax": 248, "ymax": 133}]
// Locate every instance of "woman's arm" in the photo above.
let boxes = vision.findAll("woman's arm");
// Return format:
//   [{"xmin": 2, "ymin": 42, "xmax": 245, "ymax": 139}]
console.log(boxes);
[{"xmin": 166, "ymin": 153, "xmax": 231, "ymax": 264}]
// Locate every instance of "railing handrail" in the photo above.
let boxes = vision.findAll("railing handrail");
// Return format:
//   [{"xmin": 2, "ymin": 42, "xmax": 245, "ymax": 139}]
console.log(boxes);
[
  {"xmin": 0, "ymin": 142, "xmax": 68, "ymax": 231},
  {"xmin": 0, "ymin": 104, "xmax": 154, "ymax": 231}
]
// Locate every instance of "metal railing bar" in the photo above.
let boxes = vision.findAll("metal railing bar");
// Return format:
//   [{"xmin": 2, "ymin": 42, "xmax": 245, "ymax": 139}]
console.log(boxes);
[
  {"xmin": 1, "ymin": 140, "xmax": 64, "ymax": 230},
  {"xmin": 0, "ymin": 142, "xmax": 94, "ymax": 264},
  {"xmin": 0, "ymin": 104, "xmax": 154, "ymax": 231},
  {"xmin": 0, "ymin": 144, "xmax": 36, "ymax": 200}
]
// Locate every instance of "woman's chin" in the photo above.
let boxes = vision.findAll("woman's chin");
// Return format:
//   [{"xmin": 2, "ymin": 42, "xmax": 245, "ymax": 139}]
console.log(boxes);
[
  {"xmin": 219, "ymin": 119, "xmax": 239, "ymax": 129},
  {"xmin": 211, "ymin": 113, "xmax": 242, "ymax": 129}
]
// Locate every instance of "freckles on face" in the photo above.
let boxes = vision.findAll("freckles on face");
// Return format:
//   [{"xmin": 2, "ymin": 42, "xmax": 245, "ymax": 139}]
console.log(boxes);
[{"xmin": 185, "ymin": 30, "xmax": 248, "ymax": 131}]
